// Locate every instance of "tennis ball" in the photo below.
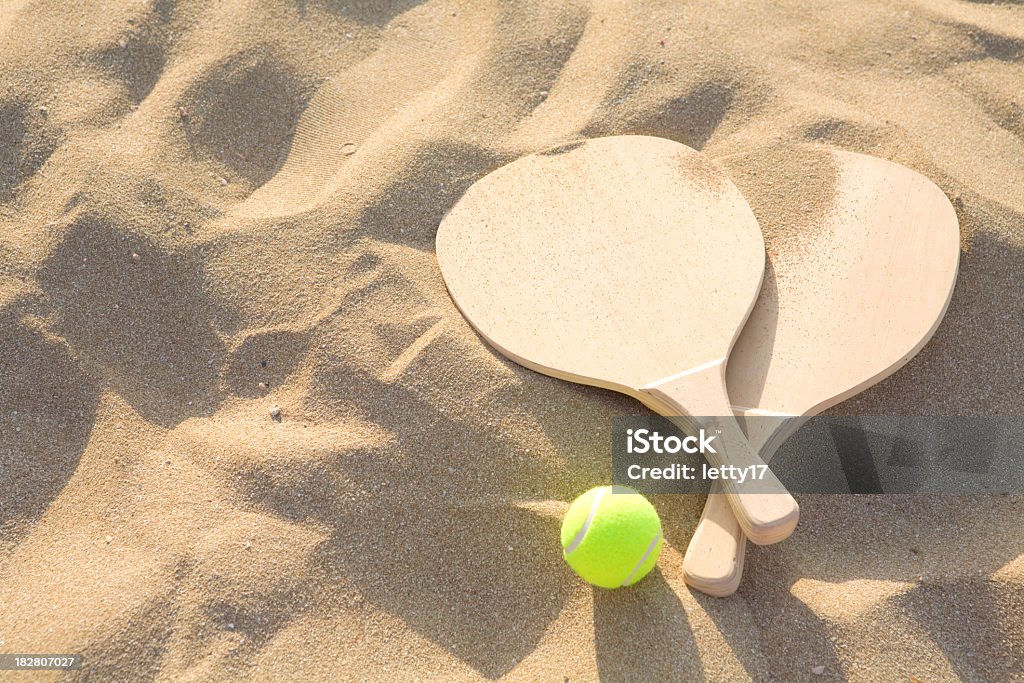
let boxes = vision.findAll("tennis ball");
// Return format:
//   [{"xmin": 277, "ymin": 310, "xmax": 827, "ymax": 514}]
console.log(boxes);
[{"xmin": 560, "ymin": 485, "xmax": 663, "ymax": 589}]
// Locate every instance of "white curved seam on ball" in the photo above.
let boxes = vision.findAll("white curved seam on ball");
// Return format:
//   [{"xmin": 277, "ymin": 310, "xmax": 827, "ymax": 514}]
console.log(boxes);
[
  {"xmin": 620, "ymin": 530, "xmax": 661, "ymax": 586},
  {"xmin": 564, "ymin": 487, "xmax": 606, "ymax": 555}
]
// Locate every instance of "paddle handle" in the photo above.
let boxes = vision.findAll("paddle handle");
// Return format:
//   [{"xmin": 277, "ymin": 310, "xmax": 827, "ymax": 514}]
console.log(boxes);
[
  {"xmin": 640, "ymin": 364, "xmax": 799, "ymax": 545},
  {"xmin": 681, "ymin": 480, "xmax": 745, "ymax": 596},
  {"xmin": 682, "ymin": 413, "xmax": 795, "ymax": 596}
]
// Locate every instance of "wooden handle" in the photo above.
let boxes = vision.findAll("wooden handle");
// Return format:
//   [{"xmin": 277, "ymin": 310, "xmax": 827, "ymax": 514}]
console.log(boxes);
[
  {"xmin": 681, "ymin": 479, "xmax": 745, "ymax": 596},
  {"xmin": 640, "ymin": 362, "xmax": 799, "ymax": 545},
  {"xmin": 682, "ymin": 413, "xmax": 795, "ymax": 595}
]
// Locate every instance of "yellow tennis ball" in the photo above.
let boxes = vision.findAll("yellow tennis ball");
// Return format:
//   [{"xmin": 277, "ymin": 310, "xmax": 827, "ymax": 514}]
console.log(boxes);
[{"xmin": 560, "ymin": 485, "xmax": 663, "ymax": 589}]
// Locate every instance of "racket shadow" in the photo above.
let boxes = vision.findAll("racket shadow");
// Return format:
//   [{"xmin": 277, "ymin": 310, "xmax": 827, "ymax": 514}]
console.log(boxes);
[
  {"xmin": 731, "ymin": 493, "xmax": 1024, "ymax": 678},
  {"xmin": 731, "ymin": 256, "xmax": 781, "ymax": 410},
  {"xmin": 890, "ymin": 578, "xmax": 1024, "ymax": 681},
  {"xmin": 733, "ymin": 548, "xmax": 845, "ymax": 681}
]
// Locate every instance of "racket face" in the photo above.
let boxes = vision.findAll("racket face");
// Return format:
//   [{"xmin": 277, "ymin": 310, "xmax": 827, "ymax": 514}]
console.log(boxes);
[
  {"xmin": 436, "ymin": 136, "xmax": 764, "ymax": 395},
  {"xmin": 722, "ymin": 146, "xmax": 961, "ymax": 420}
]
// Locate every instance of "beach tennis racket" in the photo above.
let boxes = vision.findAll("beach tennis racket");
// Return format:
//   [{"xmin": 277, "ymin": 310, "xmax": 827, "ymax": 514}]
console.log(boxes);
[
  {"xmin": 680, "ymin": 145, "xmax": 961, "ymax": 596},
  {"xmin": 436, "ymin": 135, "xmax": 799, "ymax": 545}
]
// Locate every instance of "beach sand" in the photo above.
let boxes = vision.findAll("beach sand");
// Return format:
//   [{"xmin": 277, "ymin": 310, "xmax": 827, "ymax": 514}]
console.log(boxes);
[{"xmin": 1, "ymin": 0, "xmax": 1023, "ymax": 680}]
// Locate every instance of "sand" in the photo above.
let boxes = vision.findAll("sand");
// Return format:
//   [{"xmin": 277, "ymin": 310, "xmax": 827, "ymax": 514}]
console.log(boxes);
[{"xmin": 1, "ymin": 0, "xmax": 1022, "ymax": 680}]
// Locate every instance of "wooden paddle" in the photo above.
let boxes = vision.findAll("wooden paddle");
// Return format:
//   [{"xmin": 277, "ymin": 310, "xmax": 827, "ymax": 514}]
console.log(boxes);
[
  {"xmin": 680, "ymin": 145, "xmax": 961, "ymax": 596},
  {"xmin": 436, "ymin": 135, "xmax": 799, "ymax": 545}
]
